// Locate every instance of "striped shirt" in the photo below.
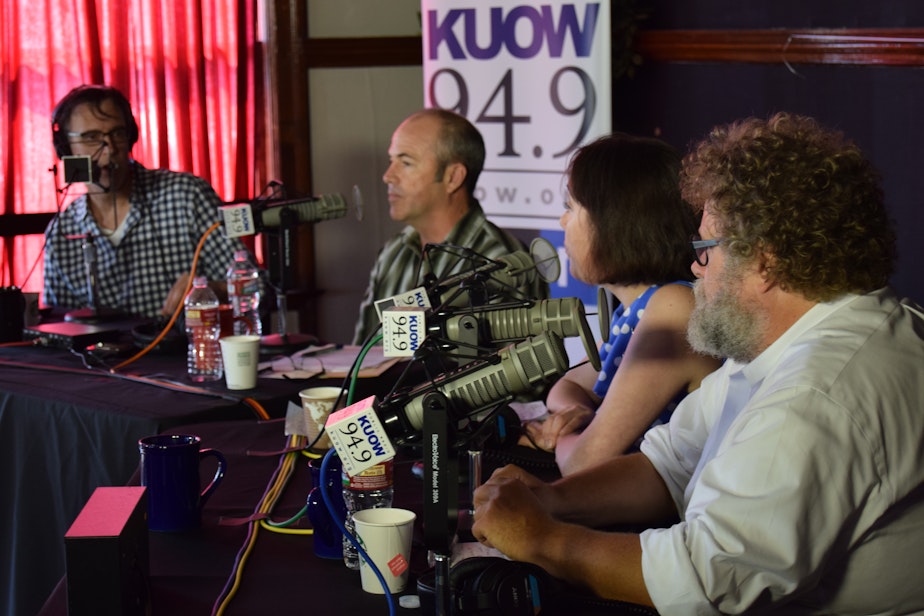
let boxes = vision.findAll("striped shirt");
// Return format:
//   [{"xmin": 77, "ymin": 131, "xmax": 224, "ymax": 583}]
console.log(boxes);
[
  {"xmin": 353, "ymin": 201, "xmax": 549, "ymax": 343},
  {"xmin": 43, "ymin": 161, "xmax": 244, "ymax": 318}
]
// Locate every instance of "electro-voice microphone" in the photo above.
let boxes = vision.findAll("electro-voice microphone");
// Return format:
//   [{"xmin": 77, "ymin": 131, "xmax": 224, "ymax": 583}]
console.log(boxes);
[
  {"xmin": 258, "ymin": 194, "xmax": 347, "ymax": 227},
  {"xmin": 438, "ymin": 297, "xmax": 601, "ymax": 370},
  {"xmin": 92, "ymin": 161, "xmax": 118, "ymax": 192},
  {"xmin": 377, "ymin": 331, "xmax": 569, "ymax": 444},
  {"xmin": 220, "ymin": 189, "xmax": 362, "ymax": 238}
]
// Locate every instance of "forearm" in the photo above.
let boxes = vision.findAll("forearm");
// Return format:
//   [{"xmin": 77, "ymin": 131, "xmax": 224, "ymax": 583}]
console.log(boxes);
[
  {"xmin": 531, "ymin": 522, "xmax": 652, "ymax": 606},
  {"xmin": 545, "ymin": 368, "xmax": 598, "ymax": 415},
  {"xmin": 548, "ymin": 453, "xmax": 677, "ymax": 528}
]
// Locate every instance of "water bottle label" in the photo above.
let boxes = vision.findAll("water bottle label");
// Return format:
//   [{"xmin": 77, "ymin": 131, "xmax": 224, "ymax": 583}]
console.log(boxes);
[
  {"xmin": 187, "ymin": 307, "xmax": 219, "ymax": 327},
  {"xmin": 342, "ymin": 460, "xmax": 393, "ymax": 490},
  {"xmin": 230, "ymin": 278, "xmax": 260, "ymax": 296}
]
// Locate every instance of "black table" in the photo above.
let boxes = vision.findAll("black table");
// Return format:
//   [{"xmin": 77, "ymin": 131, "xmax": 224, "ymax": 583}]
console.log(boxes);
[
  {"xmin": 0, "ymin": 341, "xmax": 367, "ymax": 616},
  {"xmin": 37, "ymin": 419, "xmax": 659, "ymax": 616},
  {"xmin": 37, "ymin": 418, "xmax": 428, "ymax": 615}
]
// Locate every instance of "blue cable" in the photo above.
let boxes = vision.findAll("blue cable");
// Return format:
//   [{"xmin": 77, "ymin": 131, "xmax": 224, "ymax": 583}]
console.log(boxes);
[{"xmin": 320, "ymin": 448, "xmax": 396, "ymax": 616}]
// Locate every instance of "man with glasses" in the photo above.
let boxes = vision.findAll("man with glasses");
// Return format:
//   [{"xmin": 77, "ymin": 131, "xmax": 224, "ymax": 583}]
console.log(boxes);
[
  {"xmin": 470, "ymin": 113, "xmax": 924, "ymax": 614},
  {"xmin": 43, "ymin": 84, "xmax": 244, "ymax": 319}
]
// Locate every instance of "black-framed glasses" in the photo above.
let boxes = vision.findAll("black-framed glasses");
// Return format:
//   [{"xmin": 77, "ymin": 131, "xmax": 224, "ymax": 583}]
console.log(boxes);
[
  {"xmin": 691, "ymin": 235, "xmax": 724, "ymax": 267},
  {"xmin": 66, "ymin": 127, "xmax": 131, "ymax": 147}
]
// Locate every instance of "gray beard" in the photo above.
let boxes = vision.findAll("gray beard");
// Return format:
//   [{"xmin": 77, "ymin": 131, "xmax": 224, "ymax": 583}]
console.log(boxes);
[{"xmin": 688, "ymin": 279, "xmax": 765, "ymax": 363}]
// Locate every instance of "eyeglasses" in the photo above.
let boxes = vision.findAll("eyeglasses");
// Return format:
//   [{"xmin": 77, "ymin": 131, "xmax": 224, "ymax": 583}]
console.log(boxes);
[
  {"xmin": 266, "ymin": 353, "xmax": 325, "ymax": 377},
  {"xmin": 691, "ymin": 235, "xmax": 725, "ymax": 267},
  {"xmin": 66, "ymin": 127, "xmax": 132, "ymax": 147}
]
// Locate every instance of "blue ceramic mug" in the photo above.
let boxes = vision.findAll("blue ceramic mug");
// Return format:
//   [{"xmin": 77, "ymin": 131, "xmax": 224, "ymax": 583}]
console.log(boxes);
[{"xmin": 138, "ymin": 434, "xmax": 227, "ymax": 532}]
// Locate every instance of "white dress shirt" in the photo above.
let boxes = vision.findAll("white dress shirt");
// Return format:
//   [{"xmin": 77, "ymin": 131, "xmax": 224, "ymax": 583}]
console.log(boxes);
[{"xmin": 639, "ymin": 288, "xmax": 924, "ymax": 615}]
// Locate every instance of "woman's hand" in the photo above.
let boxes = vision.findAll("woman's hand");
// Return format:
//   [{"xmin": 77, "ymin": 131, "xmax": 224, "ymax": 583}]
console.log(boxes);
[{"xmin": 524, "ymin": 405, "xmax": 595, "ymax": 451}]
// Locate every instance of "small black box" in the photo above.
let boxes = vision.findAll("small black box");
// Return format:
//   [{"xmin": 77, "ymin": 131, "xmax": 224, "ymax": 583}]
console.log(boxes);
[{"xmin": 65, "ymin": 487, "xmax": 150, "ymax": 616}]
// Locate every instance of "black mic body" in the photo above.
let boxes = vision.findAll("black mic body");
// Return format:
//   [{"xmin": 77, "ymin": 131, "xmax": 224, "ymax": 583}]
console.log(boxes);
[
  {"xmin": 378, "ymin": 331, "xmax": 569, "ymax": 444},
  {"xmin": 429, "ymin": 250, "xmax": 538, "ymax": 308}
]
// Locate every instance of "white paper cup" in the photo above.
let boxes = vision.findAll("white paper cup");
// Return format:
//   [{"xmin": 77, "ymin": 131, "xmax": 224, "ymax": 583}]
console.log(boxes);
[
  {"xmin": 298, "ymin": 387, "xmax": 344, "ymax": 449},
  {"xmin": 218, "ymin": 335, "xmax": 261, "ymax": 390},
  {"xmin": 352, "ymin": 508, "xmax": 416, "ymax": 594}
]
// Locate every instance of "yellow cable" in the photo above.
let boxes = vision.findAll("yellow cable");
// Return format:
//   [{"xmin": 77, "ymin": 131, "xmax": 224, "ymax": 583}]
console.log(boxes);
[
  {"xmin": 213, "ymin": 434, "xmax": 305, "ymax": 615},
  {"xmin": 259, "ymin": 519, "xmax": 314, "ymax": 535}
]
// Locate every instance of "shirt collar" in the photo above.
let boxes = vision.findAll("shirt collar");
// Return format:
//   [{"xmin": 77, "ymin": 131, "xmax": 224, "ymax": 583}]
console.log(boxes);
[
  {"xmin": 400, "ymin": 199, "xmax": 482, "ymax": 252},
  {"xmin": 734, "ymin": 293, "xmax": 859, "ymax": 385}
]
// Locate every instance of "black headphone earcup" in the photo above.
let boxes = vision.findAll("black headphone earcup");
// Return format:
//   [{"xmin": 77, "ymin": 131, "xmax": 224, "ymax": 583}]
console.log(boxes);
[
  {"xmin": 462, "ymin": 558, "xmax": 560, "ymax": 616},
  {"xmin": 416, "ymin": 556, "xmax": 497, "ymax": 610},
  {"xmin": 417, "ymin": 557, "xmax": 562, "ymax": 615}
]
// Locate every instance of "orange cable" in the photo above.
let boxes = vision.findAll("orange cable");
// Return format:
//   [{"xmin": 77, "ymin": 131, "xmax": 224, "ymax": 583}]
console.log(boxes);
[
  {"xmin": 112, "ymin": 221, "xmax": 221, "ymax": 371},
  {"xmin": 242, "ymin": 397, "xmax": 271, "ymax": 421}
]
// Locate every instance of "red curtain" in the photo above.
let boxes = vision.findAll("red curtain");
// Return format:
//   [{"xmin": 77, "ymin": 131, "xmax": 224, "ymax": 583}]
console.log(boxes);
[{"xmin": 0, "ymin": 0, "xmax": 269, "ymax": 292}]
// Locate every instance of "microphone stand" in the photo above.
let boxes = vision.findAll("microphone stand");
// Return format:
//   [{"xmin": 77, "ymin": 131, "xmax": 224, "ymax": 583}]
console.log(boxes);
[
  {"xmin": 261, "ymin": 205, "xmax": 317, "ymax": 353},
  {"xmin": 65, "ymin": 234, "xmax": 120, "ymax": 323},
  {"xmin": 421, "ymin": 390, "xmax": 458, "ymax": 616}
]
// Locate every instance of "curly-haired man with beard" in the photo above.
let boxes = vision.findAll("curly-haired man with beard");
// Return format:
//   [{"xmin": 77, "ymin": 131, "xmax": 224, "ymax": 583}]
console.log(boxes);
[{"xmin": 470, "ymin": 113, "xmax": 924, "ymax": 615}]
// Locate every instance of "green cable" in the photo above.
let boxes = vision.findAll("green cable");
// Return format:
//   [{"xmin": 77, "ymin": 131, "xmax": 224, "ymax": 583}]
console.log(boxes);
[{"xmin": 263, "ymin": 504, "xmax": 308, "ymax": 528}]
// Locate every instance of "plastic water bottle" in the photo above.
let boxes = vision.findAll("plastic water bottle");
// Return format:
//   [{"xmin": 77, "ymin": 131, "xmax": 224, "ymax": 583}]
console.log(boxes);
[
  {"xmin": 184, "ymin": 276, "xmax": 223, "ymax": 382},
  {"xmin": 226, "ymin": 250, "xmax": 263, "ymax": 335},
  {"xmin": 342, "ymin": 460, "xmax": 394, "ymax": 570}
]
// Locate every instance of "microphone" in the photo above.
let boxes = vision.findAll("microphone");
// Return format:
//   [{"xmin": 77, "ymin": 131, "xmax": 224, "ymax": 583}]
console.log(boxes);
[
  {"xmin": 92, "ymin": 161, "xmax": 118, "ymax": 192},
  {"xmin": 377, "ymin": 331, "xmax": 569, "ymax": 444},
  {"xmin": 428, "ymin": 237, "xmax": 561, "ymax": 309},
  {"xmin": 220, "ymin": 190, "xmax": 362, "ymax": 238},
  {"xmin": 436, "ymin": 297, "xmax": 601, "ymax": 370},
  {"xmin": 258, "ymin": 194, "xmax": 348, "ymax": 227}
]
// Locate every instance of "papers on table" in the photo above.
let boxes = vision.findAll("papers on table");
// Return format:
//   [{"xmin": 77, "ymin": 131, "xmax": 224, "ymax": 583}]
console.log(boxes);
[{"xmin": 258, "ymin": 344, "xmax": 400, "ymax": 380}]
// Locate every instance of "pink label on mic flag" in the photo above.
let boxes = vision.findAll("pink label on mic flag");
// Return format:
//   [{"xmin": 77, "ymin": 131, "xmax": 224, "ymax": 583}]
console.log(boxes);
[
  {"xmin": 326, "ymin": 395, "xmax": 396, "ymax": 476},
  {"xmin": 388, "ymin": 553, "xmax": 409, "ymax": 577}
]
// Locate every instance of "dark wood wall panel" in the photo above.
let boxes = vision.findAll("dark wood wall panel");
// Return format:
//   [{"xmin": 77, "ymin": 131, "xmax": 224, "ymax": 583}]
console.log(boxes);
[
  {"xmin": 638, "ymin": 29, "xmax": 924, "ymax": 66},
  {"xmin": 301, "ymin": 30, "xmax": 924, "ymax": 69}
]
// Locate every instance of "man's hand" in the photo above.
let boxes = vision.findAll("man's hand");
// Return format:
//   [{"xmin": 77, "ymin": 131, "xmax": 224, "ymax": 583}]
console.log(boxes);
[
  {"xmin": 471, "ymin": 465, "xmax": 558, "ymax": 562},
  {"xmin": 161, "ymin": 274, "xmax": 192, "ymax": 318}
]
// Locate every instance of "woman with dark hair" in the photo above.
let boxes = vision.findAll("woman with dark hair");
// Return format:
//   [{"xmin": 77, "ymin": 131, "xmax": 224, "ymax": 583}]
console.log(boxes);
[{"xmin": 525, "ymin": 133, "xmax": 721, "ymax": 475}]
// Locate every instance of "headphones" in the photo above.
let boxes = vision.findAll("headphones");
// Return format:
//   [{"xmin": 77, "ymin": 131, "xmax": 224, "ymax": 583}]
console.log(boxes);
[
  {"xmin": 481, "ymin": 404, "xmax": 523, "ymax": 449},
  {"xmin": 51, "ymin": 84, "xmax": 139, "ymax": 159},
  {"xmin": 417, "ymin": 557, "xmax": 563, "ymax": 615}
]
